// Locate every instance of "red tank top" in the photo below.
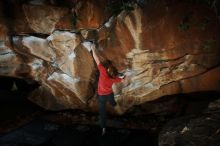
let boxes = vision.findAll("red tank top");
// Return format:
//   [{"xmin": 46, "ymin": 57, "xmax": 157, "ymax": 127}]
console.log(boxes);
[{"xmin": 97, "ymin": 64, "xmax": 122, "ymax": 95}]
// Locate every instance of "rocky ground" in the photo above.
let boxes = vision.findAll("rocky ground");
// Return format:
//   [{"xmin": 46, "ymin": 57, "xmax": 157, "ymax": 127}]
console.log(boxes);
[
  {"xmin": 0, "ymin": 119, "xmax": 157, "ymax": 146},
  {"xmin": 159, "ymin": 99, "xmax": 220, "ymax": 146},
  {"xmin": 0, "ymin": 88, "xmax": 220, "ymax": 146}
]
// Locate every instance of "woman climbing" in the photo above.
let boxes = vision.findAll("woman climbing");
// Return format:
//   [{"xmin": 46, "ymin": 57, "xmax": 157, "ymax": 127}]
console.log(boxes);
[{"xmin": 91, "ymin": 43, "xmax": 124, "ymax": 136}]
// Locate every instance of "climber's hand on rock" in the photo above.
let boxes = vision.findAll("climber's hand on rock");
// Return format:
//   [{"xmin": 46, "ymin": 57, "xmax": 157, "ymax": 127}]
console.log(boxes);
[
  {"xmin": 91, "ymin": 43, "xmax": 96, "ymax": 51},
  {"xmin": 122, "ymin": 75, "xmax": 129, "ymax": 86}
]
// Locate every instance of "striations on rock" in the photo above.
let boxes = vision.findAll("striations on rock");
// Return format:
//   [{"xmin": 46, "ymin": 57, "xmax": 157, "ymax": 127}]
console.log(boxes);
[{"xmin": 0, "ymin": 0, "xmax": 220, "ymax": 113}]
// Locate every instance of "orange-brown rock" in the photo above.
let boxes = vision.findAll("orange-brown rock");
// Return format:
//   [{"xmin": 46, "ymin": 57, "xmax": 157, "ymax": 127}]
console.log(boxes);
[
  {"xmin": 94, "ymin": 2, "xmax": 220, "ymax": 112},
  {"xmin": 0, "ymin": 0, "xmax": 220, "ymax": 114},
  {"xmin": 23, "ymin": 4, "xmax": 69, "ymax": 34},
  {"xmin": 74, "ymin": 0, "xmax": 109, "ymax": 29}
]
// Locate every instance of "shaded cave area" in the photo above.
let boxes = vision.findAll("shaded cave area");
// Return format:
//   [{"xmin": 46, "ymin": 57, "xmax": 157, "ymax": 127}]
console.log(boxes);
[
  {"xmin": 0, "ymin": 76, "xmax": 41, "ymax": 128},
  {"xmin": 0, "ymin": 76, "xmax": 220, "ymax": 146}
]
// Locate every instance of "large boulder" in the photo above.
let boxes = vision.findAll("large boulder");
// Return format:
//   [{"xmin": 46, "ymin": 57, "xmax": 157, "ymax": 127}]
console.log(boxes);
[
  {"xmin": 99, "ymin": 2, "xmax": 220, "ymax": 111},
  {"xmin": 0, "ymin": 0, "xmax": 220, "ymax": 113}
]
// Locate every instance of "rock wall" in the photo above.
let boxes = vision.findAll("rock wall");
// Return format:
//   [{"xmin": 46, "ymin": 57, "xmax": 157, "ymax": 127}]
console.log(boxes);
[{"xmin": 0, "ymin": 0, "xmax": 220, "ymax": 113}]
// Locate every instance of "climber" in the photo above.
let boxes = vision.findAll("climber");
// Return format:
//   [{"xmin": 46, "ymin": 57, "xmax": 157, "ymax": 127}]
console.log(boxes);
[{"xmin": 91, "ymin": 43, "xmax": 125, "ymax": 136}]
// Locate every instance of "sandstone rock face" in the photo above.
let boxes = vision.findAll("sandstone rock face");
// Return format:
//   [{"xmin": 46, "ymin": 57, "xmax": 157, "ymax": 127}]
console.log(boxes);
[
  {"xmin": 74, "ymin": 0, "xmax": 109, "ymax": 29},
  {"xmin": 0, "ymin": 0, "xmax": 220, "ymax": 113},
  {"xmin": 23, "ymin": 4, "xmax": 69, "ymax": 34}
]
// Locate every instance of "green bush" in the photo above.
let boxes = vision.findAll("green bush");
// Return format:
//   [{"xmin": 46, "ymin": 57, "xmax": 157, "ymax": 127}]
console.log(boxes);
[
  {"xmin": 178, "ymin": 22, "xmax": 190, "ymax": 32},
  {"xmin": 202, "ymin": 39, "xmax": 216, "ymax": 51}
]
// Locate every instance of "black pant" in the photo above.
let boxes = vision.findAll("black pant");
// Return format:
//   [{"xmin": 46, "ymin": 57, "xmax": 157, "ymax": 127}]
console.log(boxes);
[{"xmin": 98, "ymin": 93, "xmax": 116, "ymax": 128}]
